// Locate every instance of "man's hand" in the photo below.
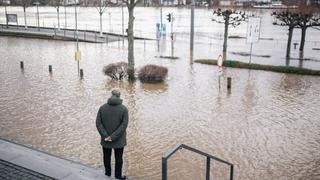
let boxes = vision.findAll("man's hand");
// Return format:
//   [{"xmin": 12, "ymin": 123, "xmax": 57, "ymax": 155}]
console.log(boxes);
[{"xmin": 104, "ymin": 136, "xmax": 112, "ymax": 142}]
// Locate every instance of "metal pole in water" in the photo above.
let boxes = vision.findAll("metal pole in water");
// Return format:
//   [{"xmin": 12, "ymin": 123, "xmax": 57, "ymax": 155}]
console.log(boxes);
[
  {"xmin": 218, "ymin": 75, "xmax": 221, "ymax": 90},
  {"xmin": 249, "ymin": 43, "xmax": 253, "ymax": 64},
  {"xmin": 227, "ymin": 77, "xmax": 232, "ymax": 90},
  {"xmin": 49, "ymin": 65, "xmax": 52, "ymax": 73},
  {"xmin": 20, "ymin": 61, "xmax": 24, "ymax": 69},
  {"xmin": 80, "ymin": 69, "xmax": 84, "ymax": 79}
]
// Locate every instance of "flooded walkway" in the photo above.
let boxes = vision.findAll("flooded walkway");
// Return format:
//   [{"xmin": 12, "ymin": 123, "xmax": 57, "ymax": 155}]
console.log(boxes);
[
  {"xmin": 0, "ymin": 138, "xmax": 114, "ymax": 180},
  {"xmin": 0, "ymin": 25, "xmax": 121, "ymax": 43}
]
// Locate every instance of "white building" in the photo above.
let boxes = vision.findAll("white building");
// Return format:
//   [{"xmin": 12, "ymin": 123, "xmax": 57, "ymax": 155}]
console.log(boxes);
[
  {"xmin": 63, "ymin": 0, "xmax": 80, "ymax": 5},
  {"xmin": 219, "ymin": 0, "xmax": 273, "ymax": 6}
]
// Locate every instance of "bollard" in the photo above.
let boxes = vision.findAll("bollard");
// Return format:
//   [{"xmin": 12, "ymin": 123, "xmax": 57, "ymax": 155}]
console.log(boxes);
[
  {"xmin": 144, "ymin": 38, "xmax": 146, "ymax": 51},
  {"xmin": 106, "ymin": 34, "xmax": 109, "ymax": 45},
  {"xmin": 20, "ymin": 61, "xmax": 24, "ymax": 69},
  {"xmin": 80, "ymin": 69, "xmax": 84, "ymax": 78},
  {"xmin": 49, "ymin": 65, "xmax": 52, "ymax": 73},
  {"xmin": 227, "ymin": 77, "xmax": 232, "ymax": 89}
]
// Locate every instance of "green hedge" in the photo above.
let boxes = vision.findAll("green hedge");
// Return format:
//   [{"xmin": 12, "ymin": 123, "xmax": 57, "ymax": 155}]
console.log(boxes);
[{"xmin": 194, "ymin": 59, "xmax": 320, "ymax": 76}]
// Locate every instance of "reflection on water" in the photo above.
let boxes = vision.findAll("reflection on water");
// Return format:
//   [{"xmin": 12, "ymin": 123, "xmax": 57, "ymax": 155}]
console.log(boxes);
[
  {"xmin": 140, "ymin": 82, "xmax": 168, "ymax": 93},
  {"xmin": 0, "ymin": 37, "xmax": 320, "ymax": 180}
]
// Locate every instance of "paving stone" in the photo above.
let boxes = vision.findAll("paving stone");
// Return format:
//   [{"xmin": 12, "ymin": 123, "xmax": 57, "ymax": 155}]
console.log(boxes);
[{"xmin": 0, "ymin": 159, "xmax": 56, "ymax": 180}]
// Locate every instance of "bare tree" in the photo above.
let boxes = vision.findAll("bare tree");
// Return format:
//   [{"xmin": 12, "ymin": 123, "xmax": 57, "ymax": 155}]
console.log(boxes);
[
  {"xmin": 51, "ymin": 0, "xmax": 61, "ymax": 30},
  {"xmin": 272, "ymin": 10, "xmax": 299, "ymax": 59},
  {"xmin": 18, "ymin": 0, "xmax": 32, "ymax": 29},
  {"xmin": 296, "ymin": 2, "xmax": 320, "ymax": 52},
  {"xmin": 95, "ymin": 0, "xmax": 108, "ymax": 36},
  {"xmin": 212, "ymin": 8, "xmax": 247, "ymax": 60}
]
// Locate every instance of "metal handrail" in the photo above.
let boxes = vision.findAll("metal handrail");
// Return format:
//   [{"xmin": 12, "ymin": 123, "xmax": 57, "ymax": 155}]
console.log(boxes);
[{"xmin": 162, "ymin": 144, "xmax": 234, "ymax": 180}]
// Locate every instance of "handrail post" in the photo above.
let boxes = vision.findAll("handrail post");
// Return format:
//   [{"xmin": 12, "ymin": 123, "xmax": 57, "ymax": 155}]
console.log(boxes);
[
  {"xmin": 162, "ymin": 144, "xmax": 234, "ymax": 180},
  {"xmin": 206, "ymin": 157, "xmax": 210, "ymax": 180},
  {"xmin": 162, "ymin": 157, "xmax": 168, "ymax": 180},
  {"xmin": 230, "ymin": 165, "xmax": 234, "ymax": 180}
]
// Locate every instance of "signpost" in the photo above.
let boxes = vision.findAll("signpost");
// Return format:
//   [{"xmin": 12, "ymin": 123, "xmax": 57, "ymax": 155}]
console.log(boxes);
[
  {"xmin": 6, "ymin": 14, "xmax": 18, "ymax": 25},
  {"xmin": 246, "ymin": 17, "xmax": 261, "ymax": 64}
]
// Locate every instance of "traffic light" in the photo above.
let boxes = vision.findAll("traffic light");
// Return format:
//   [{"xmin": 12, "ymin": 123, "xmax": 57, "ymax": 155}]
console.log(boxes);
[{"xmin": 166, "ymin": 13, "xmax": 171, "ymax": 22}]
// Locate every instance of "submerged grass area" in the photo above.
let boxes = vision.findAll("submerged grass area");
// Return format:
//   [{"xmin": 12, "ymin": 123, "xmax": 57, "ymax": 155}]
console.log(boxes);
[
  {"xmin": 194, "ymin": 59, "xmax": 320, "ymax": 76},
  {"xmin": 156, "ymin": 55, "xmax": 179, "ymax": 60}
]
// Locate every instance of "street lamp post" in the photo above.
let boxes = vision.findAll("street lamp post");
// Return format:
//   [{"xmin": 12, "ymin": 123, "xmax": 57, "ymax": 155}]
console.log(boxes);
[
  {"xmin": 190, "ymin": 0, "xmax": 195, "ymax": 62},
  {"xmin": 160, "ymin": 0, "xmax": 163, "ymax": 32},
  {"xmin": 64, "ymin": 1, "xmax": 67, "ymax": 36},
  {"xmin": 57, "ymin": 6, "xmax": 60, "ymax": 30},
  {"xmin": 35, "ymin": 1, "xmax": 40, "ymax": 31},
  {"xmin": 121, "ymin": 3, "xmax": 124, "ymax": 46},
  {"xmin": 75, "ymin": 3, "xmax": 80, "ymax": 75},
  {"xmin": 4, "ymin": 3, "xmax": 8, "ymax": 28}
]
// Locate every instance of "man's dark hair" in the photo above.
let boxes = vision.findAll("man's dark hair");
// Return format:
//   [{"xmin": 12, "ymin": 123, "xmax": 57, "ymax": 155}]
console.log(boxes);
[{"xmin": 111, "ymin": 89, "xmax": 121, "ymax": 98}]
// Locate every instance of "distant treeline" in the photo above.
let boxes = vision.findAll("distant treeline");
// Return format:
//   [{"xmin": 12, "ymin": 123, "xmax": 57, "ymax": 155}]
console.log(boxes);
[{"xmin": 3, "ymin": 0, "xmax": 320, "ymax": 7}]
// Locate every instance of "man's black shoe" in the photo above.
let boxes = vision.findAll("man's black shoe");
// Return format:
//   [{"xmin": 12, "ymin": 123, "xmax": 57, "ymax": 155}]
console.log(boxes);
[{"xmin": 115, "ymin": 176, "xmax": 127, "ymax": 180}]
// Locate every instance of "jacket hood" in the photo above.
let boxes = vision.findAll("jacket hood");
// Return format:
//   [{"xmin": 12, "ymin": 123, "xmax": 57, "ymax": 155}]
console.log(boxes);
[{"xmin": 107, "ymin": 96, "xmax": 123, "ymax": 106}]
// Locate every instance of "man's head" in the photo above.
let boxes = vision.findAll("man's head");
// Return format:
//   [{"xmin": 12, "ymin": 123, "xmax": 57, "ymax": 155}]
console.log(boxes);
[{"xmin": 111, "ymin": 89, "xmax": 121, "ymax": 98}]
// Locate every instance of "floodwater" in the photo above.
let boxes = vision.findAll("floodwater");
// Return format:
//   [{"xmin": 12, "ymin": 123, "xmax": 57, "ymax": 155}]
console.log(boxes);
[
  {"xmin": 1, "ymin": 7, "xmax": 320, "ymax": 180},
  {"xmin": 1, "ymin": 35, "xmax": 320, "ymax": 179},
  {"xmin": 0, "ymin": 7, "xmax": 320, "ymax": 69}
]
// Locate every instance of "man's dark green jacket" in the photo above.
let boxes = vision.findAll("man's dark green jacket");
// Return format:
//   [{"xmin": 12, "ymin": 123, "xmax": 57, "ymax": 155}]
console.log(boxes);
[{"xmin": 96, "ymin": 96, "xmax": 129, "ymax": 148}]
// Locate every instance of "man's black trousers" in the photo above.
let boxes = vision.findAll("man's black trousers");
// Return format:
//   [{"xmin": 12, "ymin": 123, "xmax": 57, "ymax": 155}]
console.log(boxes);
[{"xmin": 102, "ymin": 147, "xmax": 124, "ymax": 178}]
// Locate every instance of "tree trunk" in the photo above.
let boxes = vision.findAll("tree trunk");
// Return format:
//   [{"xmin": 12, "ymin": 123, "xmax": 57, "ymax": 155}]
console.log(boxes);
[
  {"xmin": 286, "ymin": 27, "xmax": 293, "ymax": 59},
  {"xmin": 23, "ymin": 7, "xmax": 27, "ymax": 29},
  {"xmin": 223, "ymin": 15, "xmax": 229, "ymax": 60},
  {"xmin": 57, "ymin": 7, "xmax": 60, "ymax": 30},
  {"xmin": 299, "ymin": 27, "xmax": 306, "ymax": 52},
  {"xmin": 206, "ymin": 0, "xmax": 212, "ymax": 7},
  {"xmin": 127, "ymin": 6, "xmax": 135, "ymax": 80}
]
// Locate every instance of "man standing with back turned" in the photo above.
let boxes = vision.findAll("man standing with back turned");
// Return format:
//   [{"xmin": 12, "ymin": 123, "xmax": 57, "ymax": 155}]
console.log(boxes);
[{"xmin": 96, "ymin": 89, "xmax": 128, "ymax": 180}]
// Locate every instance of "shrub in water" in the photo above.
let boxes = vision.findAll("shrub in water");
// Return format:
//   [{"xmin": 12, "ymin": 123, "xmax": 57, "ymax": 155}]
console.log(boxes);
[
  {"xmin": 103, "ymin": 62, "xmax": 129, "ymax": 80},
  {"xmin": 138, "ymin": 64, "xmax": 168, "ymax": 83}
]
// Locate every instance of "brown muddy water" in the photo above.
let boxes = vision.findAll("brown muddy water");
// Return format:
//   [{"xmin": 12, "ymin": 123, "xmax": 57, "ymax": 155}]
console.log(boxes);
[{"xmin": 0, "ymin": 36, "xmax": 320, "ymax": 180}]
